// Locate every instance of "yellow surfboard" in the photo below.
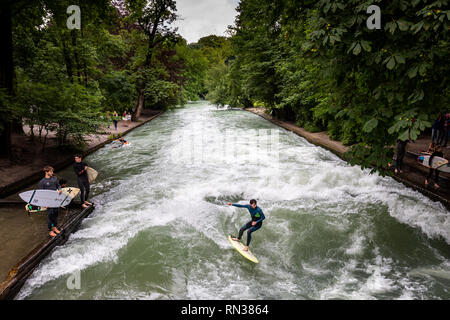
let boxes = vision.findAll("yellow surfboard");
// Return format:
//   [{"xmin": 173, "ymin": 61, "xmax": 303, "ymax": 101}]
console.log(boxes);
[
  {"xmin": 228, "ymin": 235, "xmax": 259, "ymax": 264},
  {"xmin": 86, "ymin": 167, "xmax": 98, "ymax": 183},
  {"xmin": 61, "ymin": 187, "xmax": 80, "ymax": 199}
]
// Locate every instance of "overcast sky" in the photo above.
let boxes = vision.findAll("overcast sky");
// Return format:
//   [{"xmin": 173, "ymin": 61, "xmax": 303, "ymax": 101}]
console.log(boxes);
[{"xmin": 173, "ymin": 0, "xmax": 239, "ymax": 43}]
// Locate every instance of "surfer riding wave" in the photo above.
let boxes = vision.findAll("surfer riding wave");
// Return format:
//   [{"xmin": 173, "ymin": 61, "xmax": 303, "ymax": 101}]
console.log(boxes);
[{"xmin": 227, "ymin": 199, "xmax": 265, "ymax": 252}]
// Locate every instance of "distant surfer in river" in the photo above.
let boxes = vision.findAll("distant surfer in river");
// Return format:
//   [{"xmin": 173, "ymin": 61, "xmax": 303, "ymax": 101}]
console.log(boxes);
[
  {"xmin": 73, "ymin": 154, "xmax": 93, "ymax": 208},
  {"xmin": 38, "ymin": 166, "xmax": 62, "ymax": 237},
  {"xmin": 227, "ymin": 200, "xmax": 265, "ymax": 252}
]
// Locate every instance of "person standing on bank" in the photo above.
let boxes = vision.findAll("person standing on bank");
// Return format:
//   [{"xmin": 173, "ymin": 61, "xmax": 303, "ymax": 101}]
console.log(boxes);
[
  {"xmin": 73, "ymin": 154, "xmax": 93, "ymax": 208},
  {"xmin": 227, "ymin": 200, "xmax": 265, "ymax": 252},
  {"xmin": 38, "ymin": 166, "xmax": 62, "ymax": 237},
  {"xmin": 112, "ymin": 111, "xmax": 119, "ymax": 130},
  {"xmin": 425, "ymin": 145, "xmax": 444, "ymax": 189},
  {"xmin": 394, "ymin": 129, "xmax": 412, "ymax": 175},
  {"xmin": 431, "ymin": 113, "xmax": 444, "ymax": 145}
]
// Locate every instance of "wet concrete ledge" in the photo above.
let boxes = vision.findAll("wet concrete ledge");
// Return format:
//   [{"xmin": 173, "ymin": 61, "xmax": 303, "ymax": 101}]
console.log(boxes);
[
  {"xmin": 245, "ymin": 108, "xmax": 450, "ymax": 212},
  {"xmin": 0, "ymin": 205, "xmax": 95, "ymax": 300},
  {"xmin": 0, "ymin": 111, "xmax": 164, "ymax": 199}
]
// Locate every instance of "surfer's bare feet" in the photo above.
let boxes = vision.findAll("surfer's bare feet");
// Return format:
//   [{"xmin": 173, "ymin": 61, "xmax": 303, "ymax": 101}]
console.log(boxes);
[
  {"xmin": 49, "ymin": 231, "xmax": 57, "ymax": 237},
  {"xmin": 231, "ymin": 237, "xmax": 240, "ymax": 241},
  {"xmin": 243, "ymin": 246, "xmax": 249, "ymax": 252},
  {"xmin": 82, "ymin": 204, "xmax": 88, "ymax": 208},
  {"xmin": 85, "ymin": 201, "xmax": 93, "ymax": 206},
  {"xmin": 53, "ymin": 227, "xmax": 60, "ymax": 234}
]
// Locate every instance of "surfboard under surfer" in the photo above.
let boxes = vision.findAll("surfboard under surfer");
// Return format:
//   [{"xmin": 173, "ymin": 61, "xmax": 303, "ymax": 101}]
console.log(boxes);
[
  {"xmin": 38, "ymin": 166, "xmax": 63, "ymax": 237},
  {"xmin": 227, "ymin": 200, "xmax": 265, "ymax": 252}
]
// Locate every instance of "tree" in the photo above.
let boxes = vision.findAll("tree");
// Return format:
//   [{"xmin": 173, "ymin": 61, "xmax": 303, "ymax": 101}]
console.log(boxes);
[{"xmin": 125, "ymin": 0, "xmax": 178, "ymax": 118}]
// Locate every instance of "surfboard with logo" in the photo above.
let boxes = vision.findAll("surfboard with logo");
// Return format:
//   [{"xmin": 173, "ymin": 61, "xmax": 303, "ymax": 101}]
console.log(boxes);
[
  {"xmin": 23, "ymin": 187, "xmax": 80, "ymax": 213},
  {"xmin": 418, "ymin": 156, "xmax": 450, "ymax": 173},
  {"xmin": 228, "ymin": 235, "xmax": 259, "ymax": 264}
]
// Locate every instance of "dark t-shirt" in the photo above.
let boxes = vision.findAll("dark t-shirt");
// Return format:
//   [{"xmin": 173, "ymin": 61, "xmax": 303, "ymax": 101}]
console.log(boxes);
[
  {"xmin": 38, "ymin": 176, "xmax": 61, "ymax": 191},
  {"xmin": 73, "ymin": 161, "xmax": 88, "ymax": 179}
]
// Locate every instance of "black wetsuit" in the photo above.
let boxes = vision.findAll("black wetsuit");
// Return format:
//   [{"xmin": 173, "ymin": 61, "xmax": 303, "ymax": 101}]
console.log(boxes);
[
  {"xmin": 232, "ymin": 204, "xmax": 266, "ymax": 246},
  {"xmin": 37, "ymin": 176, "xmax": 61, "ymax": 230},
  {"xmin": 427, "ymin": 151, "xmax": 444, "ymax": 184},
  {"xmin": 395, "ymin": 139, "xmax": 408, "ymax": 171},
  {"xmin": 73, "ymin": 161, "xmax": 90, "ymax": 203}
]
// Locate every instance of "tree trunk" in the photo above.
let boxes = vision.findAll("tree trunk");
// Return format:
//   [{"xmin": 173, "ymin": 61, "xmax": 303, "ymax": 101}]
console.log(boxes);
[
  {"xmin": 42, "ymin": 128, "xmax": 49, "ymax": 152},
  {"xmin": 12, "ymin": 118, "xmax": 24, "ymax": 134},
  {"xmin": 0, "ymin": 123, "xmax": 12, "ymax": 157},
  {"xmin": 72, "ymin": 30, "xmax": 82, "ymax": 83},
  {"xmin": 134, "ymin": 88, "xmax": 145, "ymax": 120},
  {"xmin": 62, "ymin": 37, "xmax": 74, "ymax": 83},
  {"xmin": 0, "ymin": 4, "xmax": 14, "ymax": 158},
  {"xmin": 29, "ymin": 124, "xmax": 35, "ymax": 142}
]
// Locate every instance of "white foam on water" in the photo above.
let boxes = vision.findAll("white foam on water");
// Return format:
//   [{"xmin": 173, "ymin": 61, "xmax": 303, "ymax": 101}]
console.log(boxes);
[
  {"xmin": 345, "ymin": 232, "xmax": 367, "ymax": 256},
  {"xmin": 17, "ymin": 102, "xmax": 450, "ymax": 300}
]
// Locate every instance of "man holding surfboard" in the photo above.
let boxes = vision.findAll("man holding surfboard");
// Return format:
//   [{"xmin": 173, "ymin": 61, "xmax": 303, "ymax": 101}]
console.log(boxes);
[
  {"xmin": 38, "ymin": 166, "xmax": 63, "ymax": 237},
  {"xmin": 425, "ymin": 145, "xmax": 444, "ymax": 189},
  {"xmin": 227, "ymin": 200, "xmax": 265, "ymax": 252},
  {"xmin": 73, "ymin": 154, "xmax": 93, "ymax": 208}
]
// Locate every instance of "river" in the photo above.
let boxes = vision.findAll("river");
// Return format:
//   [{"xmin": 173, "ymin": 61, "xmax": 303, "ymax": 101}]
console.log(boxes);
[{"xmin": 16, "ymin": 101, "xmax": 450, "ymax": 300}]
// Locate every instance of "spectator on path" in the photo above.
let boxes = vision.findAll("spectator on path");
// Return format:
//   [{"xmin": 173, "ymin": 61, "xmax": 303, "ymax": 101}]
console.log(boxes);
[
  {"xmin": 438, "ymin": 113, "xmax": 450, "ymax": 147},
  {"xmin": 425, "ymin": 145, "xmax": 444, "ymax": 190},
  {"xmin": 112, "ymin": 111, "xmax": 119, "ymax": 130},
  {"xmin": 393, "ymin": 129, "xmax": 412, "ymax": 175},
  {"xmin": 394, "ymin": 138, "xmax": 409, "ymax": 174},
  {"xmin": 431, "ymin": 113, "xmax": 444, "ymax": 144}
]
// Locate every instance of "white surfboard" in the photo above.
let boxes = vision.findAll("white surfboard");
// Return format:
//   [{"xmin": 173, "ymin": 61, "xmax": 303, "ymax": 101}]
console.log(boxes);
[
  {"xmin": 25, "ymin": 187, "xmax": 80, "ymax": 213},
  {"xmin": 20, "ymin": 189, "xmax": 74, "ymax": 208},
  {"xmin": 418, "ymin": 156, "xmax": 450, "ymax": 172},
  {"xmin": 86, "ymin": 167, "xmax": 98, "ymax": 183}
]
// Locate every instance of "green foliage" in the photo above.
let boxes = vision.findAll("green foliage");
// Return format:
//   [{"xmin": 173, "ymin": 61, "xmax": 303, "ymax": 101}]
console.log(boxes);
[
  {"xmin": 4, "ymin": 0, "xmax": 206, "ymax": 153},
  {"xmin": 204, "ymin": 0, "xmax": 449, "ymax": 175},
  {"xmin": 99, "ymin": 71, "xmax": 135, "ymax": 112}
]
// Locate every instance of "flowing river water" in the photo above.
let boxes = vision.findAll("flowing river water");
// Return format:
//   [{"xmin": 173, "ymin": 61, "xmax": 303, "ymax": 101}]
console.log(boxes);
[{"xmin": 17, "ymin": 101, "xmax": 450, "ymax": 300}]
